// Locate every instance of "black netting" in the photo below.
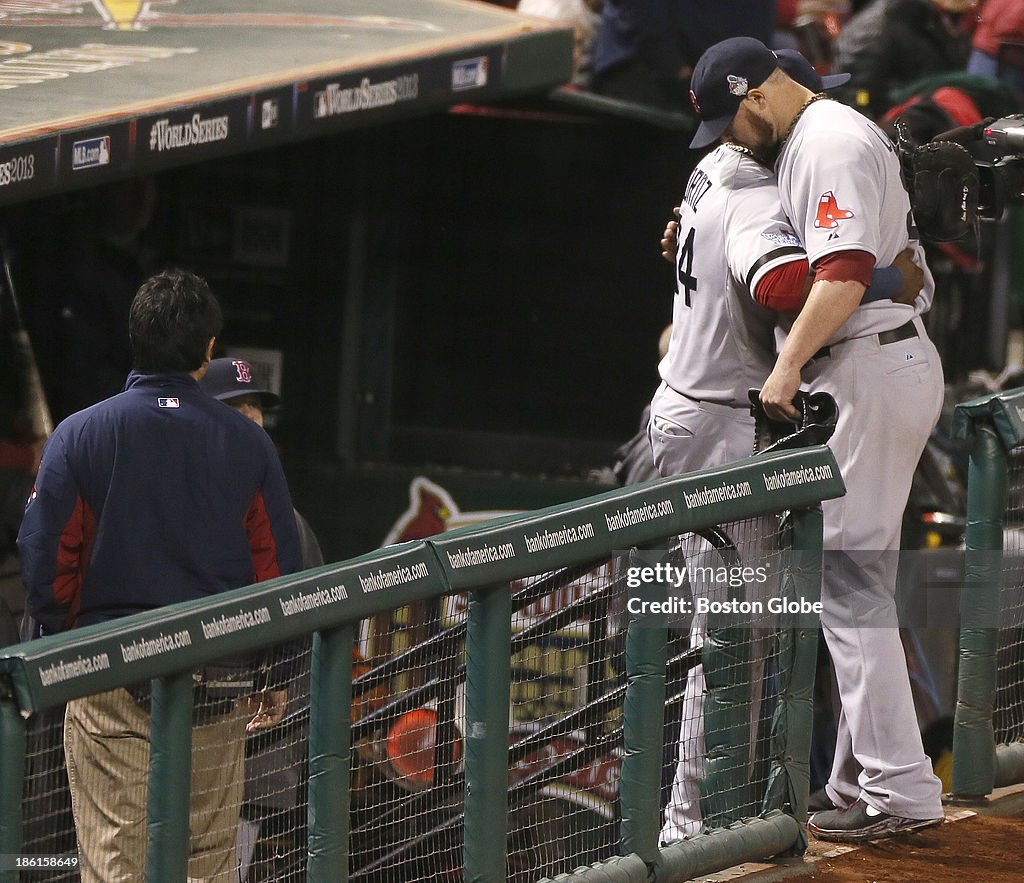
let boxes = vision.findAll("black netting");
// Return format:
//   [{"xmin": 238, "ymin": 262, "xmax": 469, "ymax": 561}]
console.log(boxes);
[
  {"xmin": 349, "ymin": 598, "xmax": 465, "ymax": 883},
  {"xmin": 997, "ymin": 447, "xmax": 1024, "ymax": 744},
  {"xmin": 661, "ymin": 516, "xmax": 787, "ymax": 841}
]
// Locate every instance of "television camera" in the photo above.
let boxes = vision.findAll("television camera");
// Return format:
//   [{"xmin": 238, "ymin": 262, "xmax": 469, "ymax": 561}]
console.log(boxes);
[{"xmin": 900, "ymin": 113, "xmax": 1024, "ymax": 242}]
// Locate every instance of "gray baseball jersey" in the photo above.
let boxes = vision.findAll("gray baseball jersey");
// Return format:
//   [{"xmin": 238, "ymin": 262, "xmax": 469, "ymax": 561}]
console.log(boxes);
[
  {"xmin": 775, "ymin": 98, "xmax": 944, "ymax": 821},
  {"xmin": 653, "ymin": 145, "xmax": 804, "ymax": 841},
  {"xmin": 775, "ymin": 99, "xmax": 934, "ymax": 343},
  {"xmin": 659, "ymin": 144, "xmax": 806, "ymax": 406}
]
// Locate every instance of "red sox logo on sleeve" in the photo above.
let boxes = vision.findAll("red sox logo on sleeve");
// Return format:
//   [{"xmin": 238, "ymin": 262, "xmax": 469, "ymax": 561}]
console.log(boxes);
[{"xmin": 814, "ymin": 190, "xmax": 854, "ymax": 229}]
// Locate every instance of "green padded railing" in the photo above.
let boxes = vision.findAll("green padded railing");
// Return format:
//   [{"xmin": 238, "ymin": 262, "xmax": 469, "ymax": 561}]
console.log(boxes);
[
  {"xmin": 951, "ymin": 388, "xmax": 1024, "ymax": 797},
  {"xmin": 0, "ymin": 446, "xmax": 844, "ymax": 883}
]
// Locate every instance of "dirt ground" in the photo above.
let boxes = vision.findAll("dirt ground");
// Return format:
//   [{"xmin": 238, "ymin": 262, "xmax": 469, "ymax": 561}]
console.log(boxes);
[{"xmin": 789, "ymin": 813, "xmax": 1024, "ymax": 882}]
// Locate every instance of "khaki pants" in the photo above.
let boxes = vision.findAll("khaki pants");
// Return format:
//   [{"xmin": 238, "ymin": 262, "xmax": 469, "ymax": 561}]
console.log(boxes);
[{"xmin": 64, "ymin": 687, "xmax": 247, "ymax": 883}]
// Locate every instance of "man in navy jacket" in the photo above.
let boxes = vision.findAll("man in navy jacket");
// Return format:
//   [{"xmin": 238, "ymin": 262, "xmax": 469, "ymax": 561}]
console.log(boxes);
[{"xmin": 18, "ymin": 268, "xmax": 301, "ymax": 882}]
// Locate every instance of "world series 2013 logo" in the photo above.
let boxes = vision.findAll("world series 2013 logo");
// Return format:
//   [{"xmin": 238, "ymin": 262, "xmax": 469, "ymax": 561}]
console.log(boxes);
[{"xmin": 0, "ymin": 153, "xmax": 34, "ymax": 187}]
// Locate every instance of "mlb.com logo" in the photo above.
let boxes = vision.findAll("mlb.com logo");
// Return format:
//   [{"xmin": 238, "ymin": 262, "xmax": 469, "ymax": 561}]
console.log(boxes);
[
  {"xmin": 158, "ymin": 398, "xmax": 180, "ymax": 408},
  {"xmin": 452, "ymin": 57, "xmax": 488, "ymax": 92},
  {"xmin": 71, "ymin": 136, "xmax": 111, "ymax": 172},
  {"xmin": 261, "ymin": 98, "xmax": 279, "ymax": 131}
]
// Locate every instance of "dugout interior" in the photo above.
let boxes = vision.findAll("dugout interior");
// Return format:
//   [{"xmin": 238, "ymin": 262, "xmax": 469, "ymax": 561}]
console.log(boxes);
[
  {"xmin": 0, "ymin": 0, "xmax": 1016, "ymax": 568},
  {"xmin": 0, "ymin": 0, "xmax": 696, "ymax": 566}
]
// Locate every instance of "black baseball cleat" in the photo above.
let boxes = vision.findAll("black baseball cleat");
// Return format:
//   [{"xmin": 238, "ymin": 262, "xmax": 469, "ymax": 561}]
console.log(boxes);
[{"xmin": 808, "ymin": 798, "xmax": 943, "ymax": 843}]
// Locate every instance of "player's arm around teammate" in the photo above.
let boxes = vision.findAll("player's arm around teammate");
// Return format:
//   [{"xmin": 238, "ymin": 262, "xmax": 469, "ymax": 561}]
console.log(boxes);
[{"xmin": 660, "ymin": 212, "xmax": 924, "ymax": 322}]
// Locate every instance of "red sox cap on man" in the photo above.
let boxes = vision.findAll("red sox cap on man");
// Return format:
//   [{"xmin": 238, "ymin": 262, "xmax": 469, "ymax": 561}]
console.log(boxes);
[
  {"xmin": 774, "ymin": 49, "xmax": 851, "ymax": 94},
  {"xmin": 199, "ymin": 357, "xmax": 280, "ymax": 408},
  {"xmin": 688, "ymin": 36, "xmax": 781, "ymax": 150}
]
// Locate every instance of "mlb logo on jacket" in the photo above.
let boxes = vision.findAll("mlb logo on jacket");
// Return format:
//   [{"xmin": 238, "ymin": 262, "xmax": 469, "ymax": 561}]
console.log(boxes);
[{"xmin": 158, "ymin": 397, "xmax": 180, "ymax": 408}]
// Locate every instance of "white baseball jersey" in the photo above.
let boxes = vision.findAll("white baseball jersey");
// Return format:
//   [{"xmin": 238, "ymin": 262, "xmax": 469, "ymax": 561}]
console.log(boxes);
[
  {"xmin": 659, "ymin": 144, "xmax": 806, "ymax": 405},
  {"xmin": 776, "ymin": 99, "xmax": 945, "ymax": 822},
  {"xmin": 775, "ymin": 99, "xmax": 934, "ymax": 343}
]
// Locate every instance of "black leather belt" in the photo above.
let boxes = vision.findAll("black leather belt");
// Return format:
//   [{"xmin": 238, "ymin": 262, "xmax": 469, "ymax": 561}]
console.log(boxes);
[{"xmin": 812, "ymin": 320, "xmax": 917, "ymax": 361}]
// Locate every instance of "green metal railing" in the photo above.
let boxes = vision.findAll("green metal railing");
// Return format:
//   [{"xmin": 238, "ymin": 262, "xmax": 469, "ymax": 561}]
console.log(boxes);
[
  {"xmin": 951, "ymin": 388, "xmax": 1024, "ymax": 797},
  {"xmin": 554, "ymin": 506, "xmax": 826, "ymax": 883},
  {"xmin": 0, "ymin": 446, "xmax": 844, "ymax": 883}
]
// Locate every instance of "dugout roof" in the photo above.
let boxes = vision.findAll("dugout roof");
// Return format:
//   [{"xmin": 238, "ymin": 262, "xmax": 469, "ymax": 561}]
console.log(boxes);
[{"xmin": 0, "ymin": 0, "xmax": 573, "ymax": 206}]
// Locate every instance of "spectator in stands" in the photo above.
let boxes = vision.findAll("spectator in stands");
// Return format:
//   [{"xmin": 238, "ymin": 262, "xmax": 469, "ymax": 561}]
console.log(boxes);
[
  {"xmin": 967, "ymin": 0, "xmax": 1024, "ymax": 96},
  {"xmin": 831, "ymin": 0, "xmax": 976, "ymax": 116},
  {"xmin": 17, "ymin": 269, "xmax": 301, "ymax": 883},
  {"xmin": 590, "ymin": 0, "xmax": 774, "ymax": 111},
  {"xmin": 774, "ymin": 1, "xmax": 852, "ymax": 61},
  {"xmin": 774, "ymin": 0, "xmax": 803, "ymax": 50}
]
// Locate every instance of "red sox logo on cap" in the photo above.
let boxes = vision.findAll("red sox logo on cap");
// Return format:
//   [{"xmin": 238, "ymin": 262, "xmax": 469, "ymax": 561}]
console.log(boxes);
[
  {"xmin": 233, "ymin": 360, "xmax": 253, "ymax": 383},
  {"xmin": 689, "ymin": 89, "xmax": 701, "ymax": 114}
]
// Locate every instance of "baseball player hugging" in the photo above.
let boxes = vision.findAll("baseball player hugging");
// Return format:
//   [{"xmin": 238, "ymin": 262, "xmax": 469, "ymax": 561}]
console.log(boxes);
[
  {"xmin": 687, "ymin": 36, "xmax": 946, "ymax": 843},
  {"xmin": 652, "ymin": 43, "xmax": 929, "ymax": 843},
  {"xmin": 652, "ymin": 138, "xmax": 806, "ymax": 842}
]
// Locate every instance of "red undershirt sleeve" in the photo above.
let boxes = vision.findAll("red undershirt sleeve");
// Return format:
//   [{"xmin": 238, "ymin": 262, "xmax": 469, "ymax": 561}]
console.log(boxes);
[
  {"xmin": 753, "ymin": 258, "xmax": 809, "ymax": 314},
  {"xmin": 813, "ymin": 249, "xmax": 875, "ymax": 287}
]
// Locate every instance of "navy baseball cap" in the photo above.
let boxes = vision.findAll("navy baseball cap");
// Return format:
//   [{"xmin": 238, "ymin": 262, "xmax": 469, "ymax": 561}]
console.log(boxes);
[
  {"xmin": 774, "ymin": 49, "xmax": 851, "ymax": 93},
  {"xmin": 689, "ymin": 37, "xmax": 780, "ymax": 149},
  {"xmin": 200, "ymin": 357, "xmax": 280, "ymax": 408}
]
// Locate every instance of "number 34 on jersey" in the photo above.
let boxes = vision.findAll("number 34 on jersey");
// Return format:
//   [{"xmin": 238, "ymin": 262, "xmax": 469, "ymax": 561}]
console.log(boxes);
[{"xmin": 676, "ymin": 226, "xmax": 697, "ymax": 307}]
